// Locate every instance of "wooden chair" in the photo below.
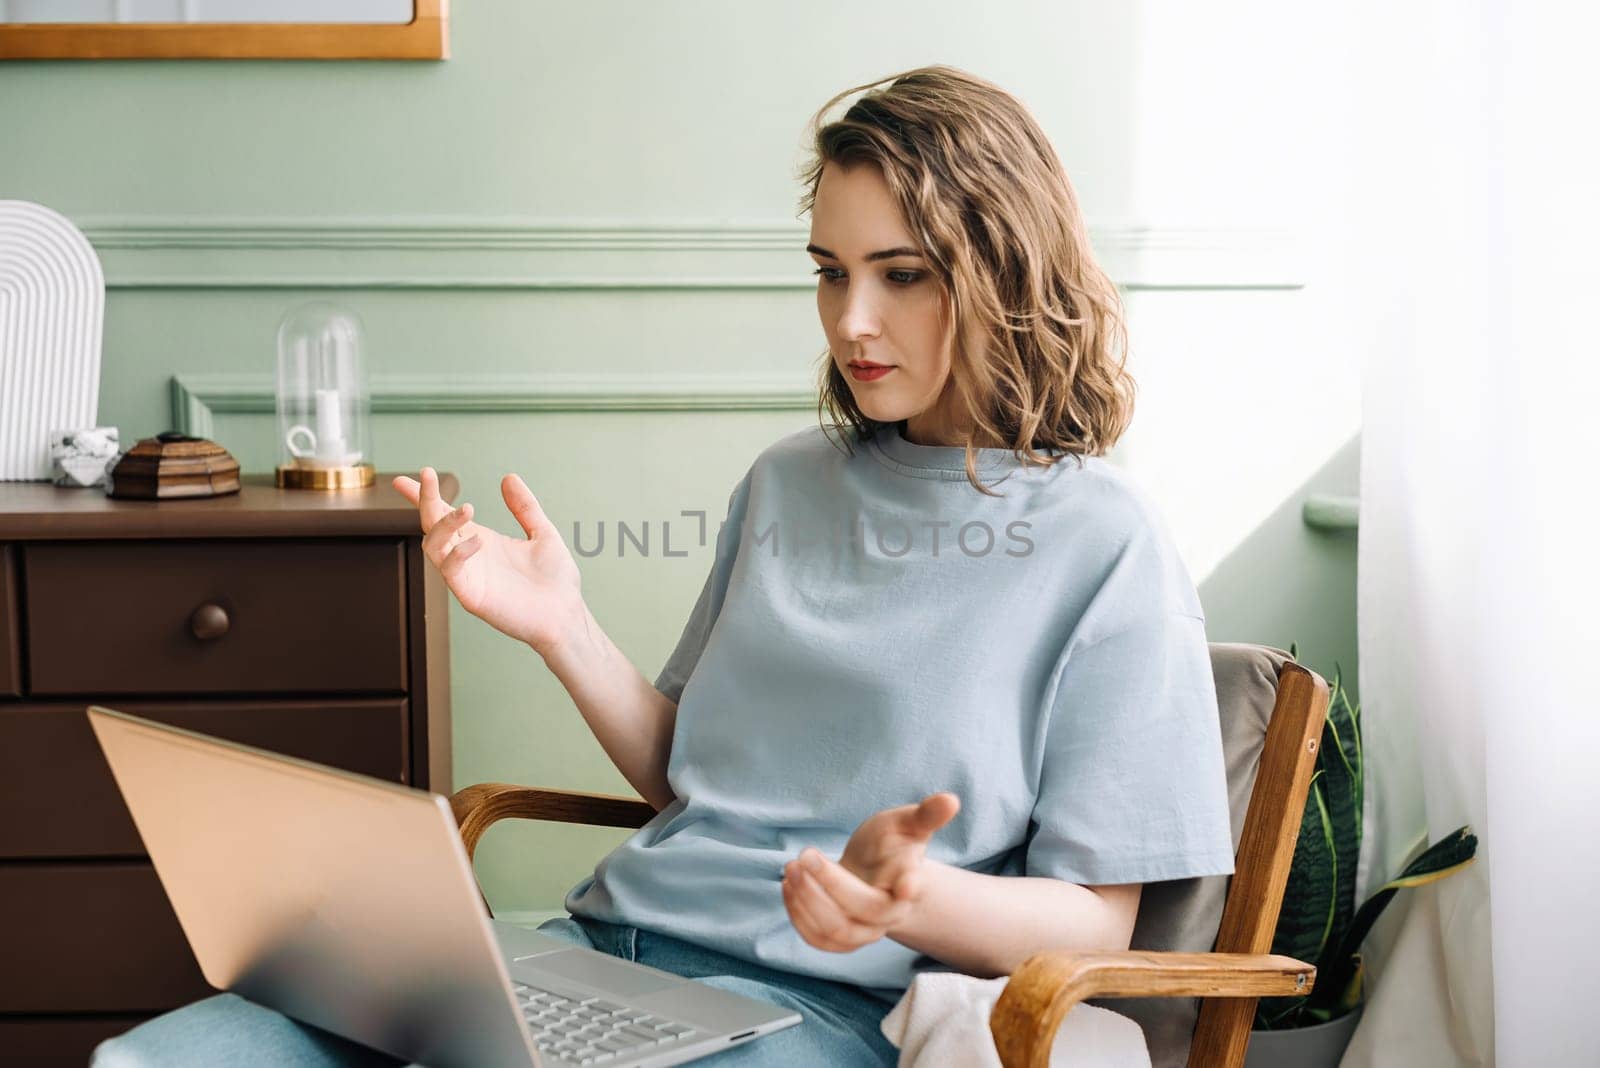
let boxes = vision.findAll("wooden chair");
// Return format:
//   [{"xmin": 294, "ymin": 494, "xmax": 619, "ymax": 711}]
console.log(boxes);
[{"xmin": 451, "ymin": 643, "xmax": 1328, "ymax": 1068}]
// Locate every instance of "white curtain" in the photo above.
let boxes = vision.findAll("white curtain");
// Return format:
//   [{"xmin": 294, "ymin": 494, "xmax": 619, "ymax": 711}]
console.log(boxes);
[{"xmin": 1340, "ymin": 2, "xmax": 1600, "ymax": 1065}]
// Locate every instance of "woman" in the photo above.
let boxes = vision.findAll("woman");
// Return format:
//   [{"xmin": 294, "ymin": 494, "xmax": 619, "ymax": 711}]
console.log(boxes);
[{"xmin": 94, "ymin": 65, "xmax": 1232, "ymax": 1067}]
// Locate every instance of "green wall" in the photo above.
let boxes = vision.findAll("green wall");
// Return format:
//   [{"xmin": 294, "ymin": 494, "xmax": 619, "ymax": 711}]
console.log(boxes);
[{"xmin": 1, "ymin": 0, "xmax": 1356, "ymax": 917}]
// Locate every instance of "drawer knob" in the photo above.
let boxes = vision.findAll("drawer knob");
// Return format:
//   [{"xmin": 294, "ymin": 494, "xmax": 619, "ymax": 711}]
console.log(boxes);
[{"xmin": 190, "ymin": 603, "xmax": 231, "ymax": 641}]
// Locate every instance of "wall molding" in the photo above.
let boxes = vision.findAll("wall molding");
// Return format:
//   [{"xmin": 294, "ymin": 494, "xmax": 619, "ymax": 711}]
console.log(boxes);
[
  {"xmin": 1302, "ymin": 494, "xmax": 1360, "ymax": 531},
  {"xmin": 80, "ymin": 217, "xmax": 1306, "ymax": 291},
  {"xmin": 171, "ymin": 371, "xmax": 819, "ymax": 436}
]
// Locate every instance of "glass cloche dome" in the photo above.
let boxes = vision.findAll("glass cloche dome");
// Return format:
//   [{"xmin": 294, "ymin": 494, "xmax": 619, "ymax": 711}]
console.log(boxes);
[{"xmin": 274, "ymin": 302, "xmax": 375, "ymax": 490}]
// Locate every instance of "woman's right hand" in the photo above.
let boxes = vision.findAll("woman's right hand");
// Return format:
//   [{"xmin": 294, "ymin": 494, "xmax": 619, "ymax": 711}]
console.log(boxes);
[{"xmin": 393, "ymin": 467, "xmax": 585, "ymax": 657}]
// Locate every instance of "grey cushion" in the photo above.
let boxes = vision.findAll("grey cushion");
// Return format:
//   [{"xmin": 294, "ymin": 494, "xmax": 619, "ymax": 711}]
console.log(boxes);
[{"xmin": 1084, "ymin": 642, "xmax": 1294, "ymax": 1068}]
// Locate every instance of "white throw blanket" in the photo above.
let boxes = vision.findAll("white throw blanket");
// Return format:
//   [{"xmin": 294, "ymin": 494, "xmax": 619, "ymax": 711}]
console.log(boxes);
[{"xmin": 880, "ymin": 971, "xmax": 1153, "ymax": 1068}]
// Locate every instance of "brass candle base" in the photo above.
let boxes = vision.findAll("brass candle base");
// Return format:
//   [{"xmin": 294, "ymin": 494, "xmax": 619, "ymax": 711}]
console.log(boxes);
[{"xmin": 275, "ymin": 462, "xmax": 376, "ymax": 490}]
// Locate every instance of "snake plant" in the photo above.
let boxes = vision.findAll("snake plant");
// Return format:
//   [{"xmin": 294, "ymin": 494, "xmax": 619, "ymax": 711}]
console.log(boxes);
[{"xmin": 1253, "ymin": 647, "xmax": 1480, "ymax": 1030}]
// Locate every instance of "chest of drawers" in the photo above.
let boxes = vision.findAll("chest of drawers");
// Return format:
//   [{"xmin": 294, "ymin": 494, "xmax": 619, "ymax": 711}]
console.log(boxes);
[{"xmin": 0, "ymin": 473, "xmax": 454, "ymax": 1065}]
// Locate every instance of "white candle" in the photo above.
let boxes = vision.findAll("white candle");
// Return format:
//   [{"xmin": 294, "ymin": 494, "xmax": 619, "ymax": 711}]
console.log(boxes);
[{"xmin": 314, "ymin": 388, "xmax": 344, "ymax": 458}]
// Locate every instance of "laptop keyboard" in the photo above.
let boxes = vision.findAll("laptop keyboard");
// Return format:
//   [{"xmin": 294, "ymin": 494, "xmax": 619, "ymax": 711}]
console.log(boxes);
[{"xmin": 513, "ymin": 979, "xmax": 706, "ymax": 1066}]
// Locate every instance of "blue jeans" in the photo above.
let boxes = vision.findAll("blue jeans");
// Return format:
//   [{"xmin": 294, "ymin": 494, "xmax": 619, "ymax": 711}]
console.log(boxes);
[{"xmin": 91, "ymin": 914, "xmax": 901, "ymax": 1066}]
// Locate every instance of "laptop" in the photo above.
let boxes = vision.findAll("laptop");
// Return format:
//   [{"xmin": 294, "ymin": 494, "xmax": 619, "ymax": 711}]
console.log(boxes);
[{"xmin": 87, "ymin": 705, "xmax": 801, "ymax": 1067}]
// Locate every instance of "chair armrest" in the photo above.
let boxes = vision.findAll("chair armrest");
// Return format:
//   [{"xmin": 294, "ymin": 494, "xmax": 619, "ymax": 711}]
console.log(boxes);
[
  {"xmin": 450, "ymin": 782, "xmax": 657, "ymax": 862},
  {"xmin": 990, "ymin": 950, "xmax": 1315, "ymax": 1068}
]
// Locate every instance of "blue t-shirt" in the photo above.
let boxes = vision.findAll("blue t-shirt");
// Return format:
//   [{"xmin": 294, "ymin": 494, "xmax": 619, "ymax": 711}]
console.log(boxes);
[{"xmin": 564, "ymin": 423, "xmax": 1234, "ymax": 997}]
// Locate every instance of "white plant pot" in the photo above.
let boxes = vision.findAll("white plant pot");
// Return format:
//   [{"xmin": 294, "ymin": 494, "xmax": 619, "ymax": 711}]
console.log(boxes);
[{"xmin": 1242, "ymin": 1004, "xmax": 1364, "ymax": 1068}]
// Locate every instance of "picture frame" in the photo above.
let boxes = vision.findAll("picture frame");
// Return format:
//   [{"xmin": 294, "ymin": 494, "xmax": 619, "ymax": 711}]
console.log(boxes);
[{"xmin": 0, "ymin": 0, "xmax": 447, "ymax": 60}]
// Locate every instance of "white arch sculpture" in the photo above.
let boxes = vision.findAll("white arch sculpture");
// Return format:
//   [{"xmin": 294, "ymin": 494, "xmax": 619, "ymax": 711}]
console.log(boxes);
[{"xmin": 0, "ymin": 200, "xmax": 105, "ymax": 480}]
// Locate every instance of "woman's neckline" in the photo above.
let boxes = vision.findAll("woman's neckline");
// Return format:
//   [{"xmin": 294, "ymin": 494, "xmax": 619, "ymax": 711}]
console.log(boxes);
[{"xmin": 866, "ymin": 421, "xmax": 1054, "ymax": 480}]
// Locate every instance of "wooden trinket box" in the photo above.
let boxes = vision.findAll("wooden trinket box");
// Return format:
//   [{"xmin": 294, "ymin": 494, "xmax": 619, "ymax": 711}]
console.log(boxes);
[{"xmin": 106, "ymin": 432, "xmax": 241, "ymax": 500}]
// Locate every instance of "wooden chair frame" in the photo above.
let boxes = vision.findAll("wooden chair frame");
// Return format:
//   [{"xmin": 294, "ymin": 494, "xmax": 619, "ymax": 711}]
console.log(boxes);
[{"xmin": 451, "ymin": 659, "xmax": 1329, "ymax": 1068}]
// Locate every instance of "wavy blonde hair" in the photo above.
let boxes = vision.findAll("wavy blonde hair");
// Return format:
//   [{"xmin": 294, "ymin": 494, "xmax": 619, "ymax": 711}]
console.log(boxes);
[{"xmin": 798, "ymin": 65, "xmax": 1136, "ymax": 495}]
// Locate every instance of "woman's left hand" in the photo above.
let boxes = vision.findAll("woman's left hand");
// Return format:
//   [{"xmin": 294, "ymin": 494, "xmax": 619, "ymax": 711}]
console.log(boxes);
[{"xmin": 782, "ymin": 793, "xmax": 961, "ymax": 953}]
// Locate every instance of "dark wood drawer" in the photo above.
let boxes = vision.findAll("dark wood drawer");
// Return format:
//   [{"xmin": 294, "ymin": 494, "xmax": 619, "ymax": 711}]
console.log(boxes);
[
  {"xmin": 0, "ymin": 1014, "xmax": 151, "ymax": 1066},
  {"xmin": 24, "ymin": 539, "xmax": 408, "ymax": 696},
  {"xmin": 0, "ymin": 698, "xmax": 409, "ymax": 859},
  {"xmin": 0, "ymin": 861, "xmax": 214, "ymax": 1013},
  {"xmin": 0, "ymin": 543, "xmax": 17, "ymax": 697}
]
